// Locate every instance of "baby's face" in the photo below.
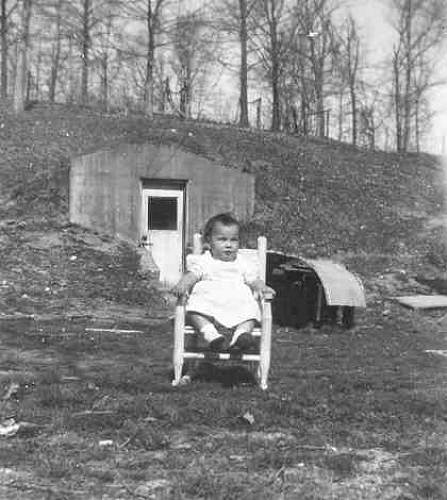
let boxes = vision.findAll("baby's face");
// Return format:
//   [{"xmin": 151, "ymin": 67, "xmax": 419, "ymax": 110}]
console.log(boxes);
[{"xmin": 209, "ymin": 222, "xmax": 239, "ymax": 261}]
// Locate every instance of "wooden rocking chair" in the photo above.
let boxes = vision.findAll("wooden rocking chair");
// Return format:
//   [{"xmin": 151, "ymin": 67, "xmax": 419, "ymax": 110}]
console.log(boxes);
[{"xmin": 172, "ymin": 235, "xmax": 273, "ymax": 390}]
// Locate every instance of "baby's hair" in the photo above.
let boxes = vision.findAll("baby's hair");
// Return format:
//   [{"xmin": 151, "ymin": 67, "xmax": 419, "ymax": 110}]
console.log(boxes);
[{"xmin": 203, "ymin": 212, "xmax": 240, "ymax": 244}]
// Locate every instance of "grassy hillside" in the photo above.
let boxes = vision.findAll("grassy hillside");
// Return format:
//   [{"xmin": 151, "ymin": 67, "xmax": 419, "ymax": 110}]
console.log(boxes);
[{"xmin": 0, "ymin": 102, "xmax": 445, "ymax": 316}]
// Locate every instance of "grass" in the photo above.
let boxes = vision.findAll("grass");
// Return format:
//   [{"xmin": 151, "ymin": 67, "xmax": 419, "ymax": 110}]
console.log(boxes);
[
  {"xmin": 1, "ymin": 103, "xmax": 447, "ymax": 497},
  {"xmin": 0, "ymin": 302, "xmax": 447, "ymax": 498}
]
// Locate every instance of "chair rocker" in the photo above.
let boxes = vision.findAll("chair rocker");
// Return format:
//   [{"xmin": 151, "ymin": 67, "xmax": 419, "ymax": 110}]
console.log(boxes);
[{"xmin": 172, "ymin": 234, "xmax": 273, "ymax": 390}]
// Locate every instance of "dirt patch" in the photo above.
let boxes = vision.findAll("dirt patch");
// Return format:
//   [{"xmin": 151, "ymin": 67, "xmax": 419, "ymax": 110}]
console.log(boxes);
[{"xmin": 275, "ymin": 448, "xmax": 404, "ymax": 499}]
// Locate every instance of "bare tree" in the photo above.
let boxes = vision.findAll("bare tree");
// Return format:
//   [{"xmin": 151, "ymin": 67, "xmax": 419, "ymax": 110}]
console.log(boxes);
[
  {"xmin": 124, "ymin": 0, "xmax": 168, "ymax": 117},
  {"xmin": 142, "ymin": 0, "xmax": 165, "ymax": 117},
  {"xmin": 48, "ymin": 0, "xmax": 62, "ymax": 102},
  {"xmin": 284, "ymin": 0, "xmax": 339, "ymax": 137},
  {"xmin": 389, "ymin": 0, "xmax": 447, "ymax": 152},
  {"xmin": 392, "ymin": 45, "xmax": 403, "ymax": 150},
  {"xmin": 96, "ymin": 14, "xmax": 115, "ymax": 110},
  {"xmin": 49, "ymin": 0, "xmax": 122, "ymax": 105},
  {"xmin": 0, "ymin": 0, "xmax": 5, "ymax": 98},
  {"xmin": 263, "ymin": 0, "xmax": 282, "ymax": 130},
  {"xmin": 173, "ymin": 12, "xmax": 196, "ymax": 118},
  {"xmin": 80, "ymin": 0, "xmax": 91, "ymax": 104},
  {"xmin": 171, "ymin": 9, "xmax": 218, "ymax": 119},
  {"xmin": 39, "ymin": 0, "xmax": 94, "ymax": 104},
  {"xmin": 1, "ymin": 0, "xmax": 17, "ymax": 99},
  {"xmin": 291, "ymin": 32, "xmax": 313, "ymax": 135},
  {"xmin": 250, "ymin": 0, "xmax": 297, "ymax": 131},
  {"xmin": 304, "ymin": 1, "xmax": 338, "ymax": 138},
  {"xmin": 340, "ymin": 15, "xmax": 361, "ymax": 145},
  {"xmin": 14, "ymin": 0, "xmax": 32, "ymax": 113},
  {"xmin": 238, "ymin": 0, "xmax": 250, "ymax": 127},
  {"xmin": 38, "ymin": 0, "xmax": 66, "ymax": 102},
  {"xmin": 411, "ymin": 53, "xmax": 437, "ymax": 152},
  {"xmin": 215, "ymin": 0, "xmax": 258, "ymax": 127}
]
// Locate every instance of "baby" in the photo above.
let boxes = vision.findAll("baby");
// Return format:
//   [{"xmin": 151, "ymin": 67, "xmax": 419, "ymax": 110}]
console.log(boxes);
[{"xmin": 172, "ymin": 213, "xmax": 275, "ymax": 352}]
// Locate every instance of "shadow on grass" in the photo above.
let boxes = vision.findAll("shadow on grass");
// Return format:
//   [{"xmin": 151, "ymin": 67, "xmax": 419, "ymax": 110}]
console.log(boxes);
[{"xmin": 180, "ymin": 361, "xmax": 257, "ymax": 388}]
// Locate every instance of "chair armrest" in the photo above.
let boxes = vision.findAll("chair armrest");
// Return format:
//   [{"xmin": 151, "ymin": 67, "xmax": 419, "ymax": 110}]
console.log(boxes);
[
  {"xmin": 255, "ymin": 292, "xmax": 275, "ymax": 306},
  {"xmin": 262, "ymin": 291, "xmax": 275, "ymax": 302},
  {"xmin": 260, "ymin": 297, "xmax": 273, "ymax": 317}
]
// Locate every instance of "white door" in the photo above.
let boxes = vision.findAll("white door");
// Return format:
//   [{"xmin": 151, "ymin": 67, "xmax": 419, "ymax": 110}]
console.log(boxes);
[{"xmin": 142, "ymin": 187, "xmax": 185, "ymax": 285}]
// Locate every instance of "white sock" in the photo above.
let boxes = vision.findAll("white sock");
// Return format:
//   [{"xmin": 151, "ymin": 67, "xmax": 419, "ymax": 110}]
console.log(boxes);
[
  {"xmin": 200, "ymin": 323, "xmax": 221, "ymax": 343},
  {"xmin": 230, "ymin": 327, "xmax": 251, "ymax": 347}
]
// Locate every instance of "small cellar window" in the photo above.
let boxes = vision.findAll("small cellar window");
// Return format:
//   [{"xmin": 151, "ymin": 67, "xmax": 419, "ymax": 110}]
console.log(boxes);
[{"xmin": 148, "ymin": 197, "xmax": 178, "ymax": 230}]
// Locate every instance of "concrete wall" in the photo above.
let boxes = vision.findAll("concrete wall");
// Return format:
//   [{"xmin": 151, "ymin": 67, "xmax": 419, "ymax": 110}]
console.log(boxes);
[{"xmin": 70, "ymin": 143, "xmax": 255, "ymax": 245}]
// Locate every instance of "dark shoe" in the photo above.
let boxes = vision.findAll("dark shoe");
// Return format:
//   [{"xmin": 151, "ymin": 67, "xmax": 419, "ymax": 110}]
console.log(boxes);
[
  {"xmin": 208, "ymin": 335, "xmax": 227, "ymax": 352},
  {"xmin": 229, "ymin": 333, "xmax": 256, "ymax": 353}
]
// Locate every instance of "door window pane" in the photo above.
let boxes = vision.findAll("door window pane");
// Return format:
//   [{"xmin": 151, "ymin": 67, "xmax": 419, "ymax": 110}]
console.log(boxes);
[{"xmin": 148, "ymin": 197, "xmax": 178, "ymax": 230}]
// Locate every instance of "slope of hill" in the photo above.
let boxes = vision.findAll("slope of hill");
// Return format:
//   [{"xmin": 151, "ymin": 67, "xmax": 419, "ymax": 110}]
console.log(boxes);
[{"xmin": 0, "ymin": 103, "xmax": 445, "ymax": 316}]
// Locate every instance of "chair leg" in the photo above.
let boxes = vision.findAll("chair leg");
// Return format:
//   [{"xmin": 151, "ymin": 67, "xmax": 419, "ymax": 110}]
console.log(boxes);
[
  {"xmin": 172, "ymin": 303, "xmax": 185, "ymax": 387},
  {"xmin": 172, "ymin": 357, "xmax": 184, "ymax": 386},
  {"xmin": 258, "ymin": 358, "xmax": 269, "ymax": 391},
  {"xmin": 258, "ymin": 300, "xmax": 272, "ymax": 390}
]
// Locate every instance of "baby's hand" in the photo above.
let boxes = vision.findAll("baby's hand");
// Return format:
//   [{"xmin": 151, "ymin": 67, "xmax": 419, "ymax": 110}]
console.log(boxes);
[
  {"xmin": 171, "ymin": 281, "xmax": 190, "ymax": 299},
  {"xmin": 259, "ymin": 285, "xmax": 276, "ymax": 300},
  {"xmin": 170, "ymin": 272, "xmax": 199, "ymax": 303},
  {"xmin": 250, "ymin": 280, "xmax": 276, "ymax": 300},
  {"xmin": 171, "ymin": 285, "xmax": 190, "ymax": 306}
]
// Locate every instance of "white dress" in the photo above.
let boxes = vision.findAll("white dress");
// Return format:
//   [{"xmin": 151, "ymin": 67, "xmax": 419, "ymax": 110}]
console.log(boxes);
[{"xmin": 186, "ymin": 251, "xmax": 261, "ymax": 328}]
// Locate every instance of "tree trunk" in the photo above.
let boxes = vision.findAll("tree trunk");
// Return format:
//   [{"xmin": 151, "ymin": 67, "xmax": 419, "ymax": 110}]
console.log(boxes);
[
  {"xmin": 159, "ymin": 80, "xmax": 165, "ymax": 112},
  {"xmin": 25, "ymin": 68, "xmax": 31, "ymax": 101},
  {"xmin": 300, "ymin": 86, "xmax": 307, "ymax": 135},
  {"xmin": 263, "ymin": 0, "xmax": 281, "ymax": 131},
  {"xmin": 157, "ymin": 59, "xmax": 165, "ymax": 113},
  {"xmin": 144, "ymin": 0, "xmax": 154, "ymax": 117},
  {"xmin": 14, "ymin": 0, "xmax": 32, "ymax": 113},
  {"xmin": 414, "ymin": 95, "xmax": 420, "ymax": 153},
  {"xmin": 80, "ymin": 0, "xmax": 90, "ymax": 105},
  {"xmin": 256, "ymin": 97, "xmax": 261, "ymax": 128},
  {"xmin": 34, "ymin": 49, "xmax": 41, "ymax": 100},
  {"xmin": 67, "ymin": 34, "xmax": 75, "ymax": 103},
  {"xmin": 49, "ymin": 47, "xmax": 61, "ymax": 103},
  {"xmin": 271, "ymin": 56, "xmax": 281, "ymax": 130},
  {"xmin": 402, "ymin": 0, "xmax": 412, "ymax": 152},
  {"xmin": 179, "ymin": 64, "xmax": 190, "ymax": 118},
  {"xmin": 337, "ymin": 89, "xmax": 343, "ymax": 141},
  {"xmin": 164, "ymin": 76, "xmax": 174, "ymax": 112},
  {"xmin": 100, "ymin": 51, "xmax": 108, "ymax": 110},
  {"xmin": 350, "ymin": 85, "xmax": 357, "ymax": 145},
  {"xmin": 345, "ymin": 16, "xmax": 359, "ymax": 146},
  {"xmin": 10, "ymin": 39, "xmax": 17, "ymax": 98},
  {"xmin": 315, "ymin": 82, "xmax": 325, "ymax": 137},
  {"xmin": 393, "ymin": 49, "xmax": 402, "ymax": 152},
  {"xmin": 49, "ymin": 0, "xmax": 62, "ymax": 103},
  {"xmin": 185, "ymin": 64, "xmax": 192, "ymax": 117},
  {"xmin": 100, "ymin": 15, "xmax": 113, "ymax": 112},
  {"xmin": 310, "ymin": 36, "xmax": 325, "ymax": 138},
  {"xmin": 291, "ymin": 105, "xmax": 297, "ymax": 132},
  {"xmin": 270, "ymin": 18, "xmax": 280, "ymax": 131},
  {"xmin": 1, "ymin": 0, "xmax": 7, "ymax": 99},
  {"xmin": 238, "ymin": 0, "xmax": 249, "ymax": 127}
]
